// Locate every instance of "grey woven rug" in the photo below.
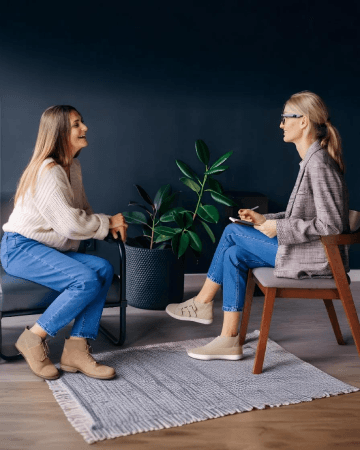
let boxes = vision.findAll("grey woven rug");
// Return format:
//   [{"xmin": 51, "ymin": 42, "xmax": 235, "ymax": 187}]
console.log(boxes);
[{"xmin": 46, "ymin": 330, "xmax": 359, "ymax": 444}]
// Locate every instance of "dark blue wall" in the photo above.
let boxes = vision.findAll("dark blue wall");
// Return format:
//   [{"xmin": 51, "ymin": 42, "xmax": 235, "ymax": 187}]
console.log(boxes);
[{"xmin": 1, "ymin": 1, "xmax": 360, "ymax": 272}]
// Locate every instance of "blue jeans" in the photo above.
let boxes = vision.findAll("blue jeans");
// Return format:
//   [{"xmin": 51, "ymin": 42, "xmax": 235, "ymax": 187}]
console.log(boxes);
[
  {"xmin": 0, "ymin": 232, "xmax": 114, "ymax": 339},
  {"xmin": 207, "ymin": 224, "xmax": 278, "ymax": 312}
]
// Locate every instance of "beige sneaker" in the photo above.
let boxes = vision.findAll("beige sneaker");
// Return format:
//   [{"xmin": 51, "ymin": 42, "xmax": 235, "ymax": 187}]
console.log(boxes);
[
  {"xmin": 15, "ymin": 327, "xmax": 60, "ymax": 380},
  {"xmin": 60, "ymin": 338, "xmax": 116, "ymax": 380},
  {"xmin": 187, "ymin": 334, "xmax": 243, "ymax": 360},
  {"xmin": 166, "ymin": 297, "xmax": 213, "ymax": 324}
]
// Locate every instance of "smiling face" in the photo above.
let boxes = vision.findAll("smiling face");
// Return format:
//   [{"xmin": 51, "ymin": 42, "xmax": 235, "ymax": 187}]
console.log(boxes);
[
  {"xmin": 69, "ymin": 110, "xmax": 88, "ymax": 157},
  {"xmin": 280, "ymin": 104, "xmax": 306, "ymax": 144}
]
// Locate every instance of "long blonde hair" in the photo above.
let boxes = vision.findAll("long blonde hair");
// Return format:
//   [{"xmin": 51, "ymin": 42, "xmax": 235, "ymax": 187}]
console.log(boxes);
[
  {"xmin": 285, "ymin": 91, "xmax": 345, "ymax": 174},
  {"xmin": 14, "ymin": 105, "xmax": 83, "ymax": 207}
]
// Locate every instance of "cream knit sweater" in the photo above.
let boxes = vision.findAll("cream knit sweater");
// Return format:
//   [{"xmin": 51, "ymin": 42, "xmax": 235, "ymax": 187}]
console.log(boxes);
[{"xmin": 2, "ymin": 157, "xmax": 111, "ymax": 252}]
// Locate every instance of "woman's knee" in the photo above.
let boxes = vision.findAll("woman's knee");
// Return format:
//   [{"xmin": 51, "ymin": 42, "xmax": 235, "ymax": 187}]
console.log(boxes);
[
  {"xmin": 224, "ymin": 245, "xmax": 247, "ymax": 271},
  {"xmin": 99, "ymin": 258, "xmax": 114, "ymax": 282},
  {"xmin": 73, "ymin": 268, "xmax": 102, "ymax": 294},
  {"xmin": 224, "ymin": 223, "xmax": 238, "ymax": 234}
]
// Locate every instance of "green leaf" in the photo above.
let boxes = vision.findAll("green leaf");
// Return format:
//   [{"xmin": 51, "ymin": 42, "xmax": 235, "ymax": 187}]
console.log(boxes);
[
  {"xmin": 200, "ymin": 220, "xmax": 216, "ymax": 243},
  {"xmin": 178, "ymin": 232, "xmax": 190, "ymax": 258},
  {"xmin": 122, "ymin": 211, "xmax": 149, "ymax": 226},
  {"xmin": 176, "ymin": 160, "xmax": 200, "ymax": 182},
  {"xmin": 210, "ymin": 191, "xmax": 238, "ymax": 207},
  {"xmin": 154, "ymin": 226, "xmax": 182, "ymax": 237},
  {"xmin": 180, "ymin": 177, "xmax": 201, "ymax": 193},
  {"xmin": 153, "ymin": 184, "xmax": 171, "ymax": 212},
  {"xmin": 197, "ymin": 204, "xmax": 220, "ymax": 223},
  {"xmin": 159, "ymin": 192, "xmax": 178, "ymax": 215},
  {"xmin": 187, "ymin": 230, "xmax": 202, "ymax": 252},
  {"xmin": 205, "ymin": 165, "xmax": 229, "ymax": 176},
  {"xmin": 160, "ymin": 206, "xmax": 187, "ymax": 223},
  {"xmin": 172, "ymin": 233, "xmax": 180, "ymax": 256},
  {"xmin": 154, "ymin": 234, "xmax": 173, "ymax": 244},
  {"xmin": 183, "ymin": 211, "xmax": 194, "ymax": 229},
  {"xmin": 156, "ymin": 242, "xmax": 168, "ymax": 249},
  {"xmin": 135, "ymin": 185, "xmax": 154, "ymax": 208},
  {"xmin": 210, "ymin": 151, "xmax": 233, "ymax": 170},
  {"xmin": 207, "ymin": 177, "xmax": 223, "ymax": 194},
  {"xmin": 128, "ymin": 201, "xmax": 152, "ymax": 215},
  {"xmin": 173, "ymin": 210, "xmax": 185, "ymax": 228},
  {"xmin": 206, "ymin": 176, "xmax": 224, "ymax": 194},
  {"xmin": 195, "ymin": 139, "xmax": 210, "ymax": 165}
]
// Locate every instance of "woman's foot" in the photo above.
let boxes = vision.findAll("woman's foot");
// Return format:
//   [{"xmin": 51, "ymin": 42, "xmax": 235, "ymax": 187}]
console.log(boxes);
[
  {"xmin": 187, "ymin": 334, "xmax": 243, "ymax": 360},
  {"xmin": 15, "ymin": 327, "xmax": 60, "ymax": 380},
  {"xmin": 60, "ymin": 338, "xmax": 116, "ymax": 380},
  {"xmin": 165, "ymin": 297, "xmax": 214, "ymax": 324}
]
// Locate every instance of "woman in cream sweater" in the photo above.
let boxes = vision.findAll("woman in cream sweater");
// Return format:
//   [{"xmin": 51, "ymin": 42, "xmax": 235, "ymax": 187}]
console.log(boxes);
[{"xmin": 0, "ymin": 105, "xmax": 127, "ymax": 380}]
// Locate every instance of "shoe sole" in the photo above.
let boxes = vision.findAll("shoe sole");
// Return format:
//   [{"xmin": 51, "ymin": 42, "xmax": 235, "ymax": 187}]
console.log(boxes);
[
  {"xmin": 15, "ymin": 343, "xmax": 60, "ymax": 380},
  {"xmin": 187, "ymin": 352, "xmax": 243, "ymax": 361},
  {"xmin": 60, "ymin": 364, "xmax": 116, "ymax": 380},
  {"xmin": 165, "ymin": 306, "xmax": 213, "ymax": 324}
]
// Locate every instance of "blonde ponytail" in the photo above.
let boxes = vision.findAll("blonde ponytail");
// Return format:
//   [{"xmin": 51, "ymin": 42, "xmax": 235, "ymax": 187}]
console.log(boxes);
[{"xmin": 320, "ymin": 120, "xmax": 345, "ymax": 174}]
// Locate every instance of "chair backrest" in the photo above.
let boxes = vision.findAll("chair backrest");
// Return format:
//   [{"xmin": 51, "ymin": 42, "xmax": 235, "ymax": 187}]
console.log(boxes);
[
  {"xmin": 349, "ymin": 210, "xmax": 360, "ymax": 233},
  {"xmin": 1, "ymin": 193, "xmax": 15, "ymax": 240}
]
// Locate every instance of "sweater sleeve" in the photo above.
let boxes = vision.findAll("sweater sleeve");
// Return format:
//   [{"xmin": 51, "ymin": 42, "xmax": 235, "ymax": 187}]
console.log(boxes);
[
  {"xmin": 82, "ymin": 185, "xmax": 95, "ymax": 216},
  {"xmin": 263, "ymin": 212, "xmax": 286, "ymax": 220},
  {"xmin": 35, "ymin": 165, "xmax": 110, "ymax": 240},
  {"xmin": 276, "ymin": 162, "xmax": 344, "ymax": 245}
]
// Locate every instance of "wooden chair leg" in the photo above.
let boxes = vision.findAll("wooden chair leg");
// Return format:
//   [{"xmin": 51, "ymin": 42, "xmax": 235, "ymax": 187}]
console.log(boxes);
[
  {"xmin": 323, "ymin": 299, "xmax": 345, "ymax": 345},
  {"xmin": 239, "ymin": 269, "xmax": 256, "ymax": 346},
  {"xmin": 253, "ymin": 288, "xmax": 277, "ymax": 375},
  {"xmin": 323, "ymin": 243, "xmax": 360, "ymax": 357},
  {"xmin": 339, "ymin": 291, "xmax": 360, "ymax": 357}
]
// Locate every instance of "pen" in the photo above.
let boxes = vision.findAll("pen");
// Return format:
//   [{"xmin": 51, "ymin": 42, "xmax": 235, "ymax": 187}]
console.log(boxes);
[{"xmin": 250, "ymin": 206, "xmax": 259, "ymax": 211}]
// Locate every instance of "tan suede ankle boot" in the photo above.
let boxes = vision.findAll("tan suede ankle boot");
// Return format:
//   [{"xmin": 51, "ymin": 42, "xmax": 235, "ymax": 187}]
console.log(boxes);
[
  {"xmin": 15, "ymin": 327, "xmax": 60, "ymax": 380},
  {"xmin": 60, "ymin": 338, "xmax": 116, "ymax": 380}
]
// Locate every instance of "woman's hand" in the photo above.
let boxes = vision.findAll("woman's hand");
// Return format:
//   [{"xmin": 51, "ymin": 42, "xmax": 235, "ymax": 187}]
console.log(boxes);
[
  {"xmin": 254, "ymin": 220, "xmax": 277, "ymax": 238},
  {"xmin": 109, "ymin": 213, "xmax": 128, "ymax": 241},
  {"xmin": 238, "ymin": 209, "xmax": 266, "ymax": 225}
]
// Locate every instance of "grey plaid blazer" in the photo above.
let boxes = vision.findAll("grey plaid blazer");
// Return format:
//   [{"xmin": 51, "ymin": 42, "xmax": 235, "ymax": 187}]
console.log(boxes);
[{"xmin": 263, "ymin": 140, "xmax": 350, "ymax": 279}]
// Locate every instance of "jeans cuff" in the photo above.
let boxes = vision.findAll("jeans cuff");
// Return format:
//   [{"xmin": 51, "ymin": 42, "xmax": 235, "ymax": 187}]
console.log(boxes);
[
  {"xmin": 222, "ymin": 306, "xmax": 243, "ymax": 312},
  {"xmin": 70, "ymin": 333, "xmax": 97, "ymax": 340},
  {"xmin": 36, "ymin": 321, "xmax": 56, "ymax": 338},
  {"xmin": 207, "ymin": 274, "xmax": 222, "ymax": 285}
]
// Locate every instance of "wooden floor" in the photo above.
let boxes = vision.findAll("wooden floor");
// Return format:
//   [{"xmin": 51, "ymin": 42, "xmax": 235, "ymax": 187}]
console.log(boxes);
[{"xmin": 1, "ymin": 274, "xmax": 360, "ymax": 450}]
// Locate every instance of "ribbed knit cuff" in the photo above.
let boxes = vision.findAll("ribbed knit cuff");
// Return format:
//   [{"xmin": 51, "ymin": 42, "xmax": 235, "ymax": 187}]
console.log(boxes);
[{"xmin": 93, "ymin": 214, "xmax": 110, "ymax": 240}]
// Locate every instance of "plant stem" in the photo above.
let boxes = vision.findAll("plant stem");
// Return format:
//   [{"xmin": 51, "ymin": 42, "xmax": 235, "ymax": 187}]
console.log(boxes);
[
  {"xmin": 150, "ymin": 214, "xmax": 155, "ymax": 249},
  {"xmin": 193, "ymin": 173, "xmax": 207, "ymax": 220}
]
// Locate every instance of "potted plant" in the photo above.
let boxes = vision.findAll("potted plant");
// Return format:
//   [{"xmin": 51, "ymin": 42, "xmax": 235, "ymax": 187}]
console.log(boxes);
[{"xmin": 123, "ymin": 140, "xmax": 237, "ymax": 310}]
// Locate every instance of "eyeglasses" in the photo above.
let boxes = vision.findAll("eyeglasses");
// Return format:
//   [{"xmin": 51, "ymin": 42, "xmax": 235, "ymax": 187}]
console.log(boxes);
[{"xmin": 281, "ymin": 113, "xmax": 303, "ymax": 125}]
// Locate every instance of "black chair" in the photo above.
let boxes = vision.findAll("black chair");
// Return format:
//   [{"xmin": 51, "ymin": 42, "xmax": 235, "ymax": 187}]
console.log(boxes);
[{"xmin": 0, "ymin": 193, "xmax": 127, "ymax": 361}]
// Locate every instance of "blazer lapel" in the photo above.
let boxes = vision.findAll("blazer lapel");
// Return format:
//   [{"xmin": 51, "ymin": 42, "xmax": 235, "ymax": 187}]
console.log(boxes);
[{"xmin": 285, "ymin": 141, "xmax": 323, "ymax": 218}]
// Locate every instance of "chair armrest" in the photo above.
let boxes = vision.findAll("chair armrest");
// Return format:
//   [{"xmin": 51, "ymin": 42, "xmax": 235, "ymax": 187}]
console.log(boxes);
[
  {"xmin": 102, "ymin": 232, "xmax": 126, "ymax": 294},
  {"xmin": 321, "ymin": 229, "xmax": 360, "ymax": 246}
]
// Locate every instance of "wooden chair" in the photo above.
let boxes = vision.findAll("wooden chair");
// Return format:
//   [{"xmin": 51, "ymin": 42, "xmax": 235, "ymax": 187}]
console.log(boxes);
[{"xmin": 239, "ymin": 213, "xmax": 360, "ymax": 374}]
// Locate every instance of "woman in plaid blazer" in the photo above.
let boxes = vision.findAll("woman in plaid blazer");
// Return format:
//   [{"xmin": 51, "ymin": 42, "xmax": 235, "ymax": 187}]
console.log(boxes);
[{"xmin": 166, "ymin": 91, "xmax": 350, "ymax": 360}]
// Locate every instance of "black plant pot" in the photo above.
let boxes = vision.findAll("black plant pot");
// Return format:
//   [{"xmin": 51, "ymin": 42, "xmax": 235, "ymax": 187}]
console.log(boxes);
[{"xmin": 125, "ymin": 244, "xmax": 185, "ymax": 310}]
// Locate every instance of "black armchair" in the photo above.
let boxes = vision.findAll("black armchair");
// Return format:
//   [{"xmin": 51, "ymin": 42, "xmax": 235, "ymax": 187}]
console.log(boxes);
[{"xmin": 0, "ymin": 194, "xmax": 127, "ymax": 361}]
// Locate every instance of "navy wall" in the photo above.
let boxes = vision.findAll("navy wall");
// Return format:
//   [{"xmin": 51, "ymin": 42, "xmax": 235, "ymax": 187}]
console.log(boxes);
[{"xmin": 1, "ymin": 1, "xmax": 360, "ymax": 272}]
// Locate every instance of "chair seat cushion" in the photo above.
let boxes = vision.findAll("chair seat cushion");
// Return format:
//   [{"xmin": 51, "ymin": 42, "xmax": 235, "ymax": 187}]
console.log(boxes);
[
  {"xmin": 252, "ymin": 267, "xmax": 347, "ymax": 289},
  {"xmin": 1, "ymin": 266, "xmax": 121, "ymax": 314}
]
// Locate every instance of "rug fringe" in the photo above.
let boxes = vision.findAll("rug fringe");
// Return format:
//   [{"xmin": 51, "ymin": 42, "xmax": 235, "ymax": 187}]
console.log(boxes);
[{"xmin": 47, "ymin": 380, "xmax": 97, "ymax": 444}]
